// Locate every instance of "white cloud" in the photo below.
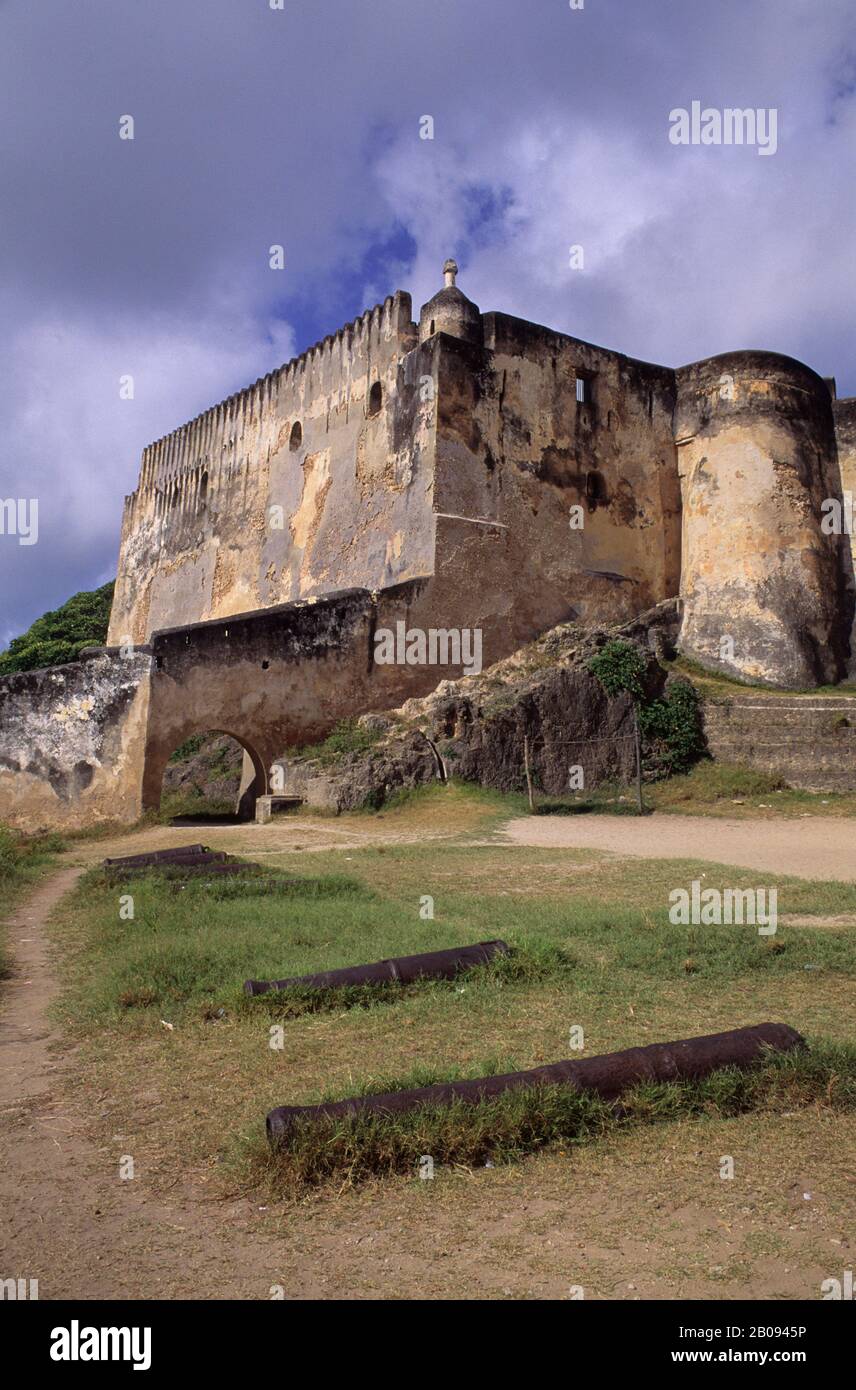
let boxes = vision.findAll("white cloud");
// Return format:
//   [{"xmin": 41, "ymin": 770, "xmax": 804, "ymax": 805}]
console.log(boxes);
[{"xmin": 0, "ymin": 302, "xmax": 295, "ymax": 644}]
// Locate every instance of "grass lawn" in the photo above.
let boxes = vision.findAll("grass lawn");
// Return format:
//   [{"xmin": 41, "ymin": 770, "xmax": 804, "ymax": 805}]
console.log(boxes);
[
  {"xmin": 535, "ymin": 760, "xmax": 856, "ymax": 819},
  {"xmin": 26, "ymin": 782, "xmax": 853, "ymax": 1297},
  {"xmin": 51, "ymin": 795, "xmax": 854, "ymax": 1145}
]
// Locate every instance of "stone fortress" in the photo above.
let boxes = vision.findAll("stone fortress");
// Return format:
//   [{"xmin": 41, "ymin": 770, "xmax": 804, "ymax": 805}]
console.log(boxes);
[{"xmin": 2, "ymin": 261, "xmax": 856, "ymax": 829}]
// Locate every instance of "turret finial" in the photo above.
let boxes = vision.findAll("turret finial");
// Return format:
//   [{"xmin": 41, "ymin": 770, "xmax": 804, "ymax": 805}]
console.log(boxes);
[{"xmin": 443, "ymin": 258, "xmax": 458, "ymax": 288}]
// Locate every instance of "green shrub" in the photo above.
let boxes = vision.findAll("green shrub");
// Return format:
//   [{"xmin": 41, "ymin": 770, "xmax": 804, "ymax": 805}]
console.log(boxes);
[
  {"xmin": 0, "ymin": 581, "xmax": 115, "ymax": 674},
  {"xmin": 639, "ymin": 679, "xmax": 707, "ymax": 777},
  {"xmin": 588, "ymin": 641, "xmax": 706, "ymax": 781},
  {"xmin": 294, "ymin": 718, "xmax": 383, "ymax": 766},
  {"xmin": 168, "ymin": 734, "xmax": 207, "ymax": 763},
  {"xmin": 586, "ymin": 639, "xmax": 647, "ymax": 701}
]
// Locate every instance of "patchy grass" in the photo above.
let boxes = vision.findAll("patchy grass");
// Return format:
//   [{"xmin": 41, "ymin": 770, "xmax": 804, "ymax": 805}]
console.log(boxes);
[
  {"xmin": 370, "ymin": 780, "xmax": 529, "ymax": 832},
  {"xmin": 291, "ymin": 717, "xmax": 385, "ymax": 766},
  {"xmin": 532, "ymin": 762, "xmax": 856, "ymax": 819},
  {"xmin": 242, "ymin": 939, "xmax": 576, "ymax": 1021},
  {"xmin": 42, "ymin": 801, "xmax": 856, "ymax": 1299},
  {"xmin": 57, "ymin": 836, "xmax": 856, "ymax": 1027},
  {"xmin": 57, "ymin": 863, "xmax": 591, "ymax": 1025},
  {"xmin": 647, "ymin": 762, "xmax": 856, "ymax": 818},
  {"xmin": 0, "ymin": 823, "xmax": 66, "ymax": 978},
  {"xmin": 669, "ymin": 655, "xmax": 856, "ymax": 702},
  {"xmin": 243, "ymin": 1040, "xmax": 856, "ymax": 1194}
]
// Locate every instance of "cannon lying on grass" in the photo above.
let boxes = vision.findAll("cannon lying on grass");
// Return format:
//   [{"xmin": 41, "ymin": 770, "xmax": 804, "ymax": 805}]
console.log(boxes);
[
  {"xmin": 266, "ymin": 1022, "xmax": 806, "ymax": 1143},
  {"xmin": 103, "ymin": 844, "xmax": 261, "ymax": 881},
  {"xmin": 103, "ymin": 844, "xmax": 210, "ymax": 867},
  {"xmin": 245, "ymin": 939, "xmax": 510, "ymax": 996}
]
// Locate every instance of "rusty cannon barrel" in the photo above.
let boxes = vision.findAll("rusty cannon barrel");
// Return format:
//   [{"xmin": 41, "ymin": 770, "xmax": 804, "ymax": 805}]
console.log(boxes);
[
  {"xmin": 246, "ymin": 939, "xmax": 510, "ymax": 997},
  {"xmin": 103, "ymin": 844, "xmax": 210, "ymax": 867},
  {"xmin": 267, "ymin": 1022, "xmax": 805, "ymax": 1143}
]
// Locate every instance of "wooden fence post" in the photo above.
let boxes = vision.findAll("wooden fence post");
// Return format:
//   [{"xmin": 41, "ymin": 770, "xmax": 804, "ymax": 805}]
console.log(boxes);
[{"xmin": 523, "ymin": 734, "xmax": 535, "ymax": 812}]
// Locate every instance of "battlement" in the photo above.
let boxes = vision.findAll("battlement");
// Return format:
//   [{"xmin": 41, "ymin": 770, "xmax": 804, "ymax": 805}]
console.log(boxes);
[{"xmin": 129, "ymin": 290, "xmax": 416, "ymax": 503}]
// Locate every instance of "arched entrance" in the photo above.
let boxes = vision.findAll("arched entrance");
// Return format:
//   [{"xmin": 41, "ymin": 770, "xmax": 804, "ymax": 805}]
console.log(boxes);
[{"xmin": 142, "ymin": 728, "xmax": 268, "ymax": 823}]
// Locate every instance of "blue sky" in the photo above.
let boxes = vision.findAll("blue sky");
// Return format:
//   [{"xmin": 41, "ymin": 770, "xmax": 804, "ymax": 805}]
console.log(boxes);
[{"xmin": 1, "ymin": 0, "xmax": 854, "ymax": 643}]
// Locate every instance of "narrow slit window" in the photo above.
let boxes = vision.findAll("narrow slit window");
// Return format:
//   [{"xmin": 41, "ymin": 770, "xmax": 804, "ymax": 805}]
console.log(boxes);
[
  {"xmin": 586, "ymin": 470, "xmax": 606, "ymax": 504},
  {"xmin": 576, "ymin": 375, "xmax": 592, "ymax": 405},
  {"xmin": 368, "ymin": 381, "xmax": 382, "ymax": 417}
]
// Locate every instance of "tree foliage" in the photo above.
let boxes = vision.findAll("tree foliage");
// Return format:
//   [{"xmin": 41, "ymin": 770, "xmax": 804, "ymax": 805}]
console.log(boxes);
[{"xmin": 0, "ymin": 581, "xmax": 115, "ymax": 675}]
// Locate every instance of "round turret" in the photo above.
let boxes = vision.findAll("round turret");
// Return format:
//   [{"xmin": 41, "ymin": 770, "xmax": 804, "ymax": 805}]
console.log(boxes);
[{"xmin": 418, "ymin": 259, "xmax": 482, "ymax": 345}]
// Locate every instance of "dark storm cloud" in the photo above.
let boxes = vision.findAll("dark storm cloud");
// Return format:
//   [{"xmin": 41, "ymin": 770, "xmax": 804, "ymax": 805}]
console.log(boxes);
[{"xmin": 0, "ymin": 0, "xmax": 853, "ymax": 642}]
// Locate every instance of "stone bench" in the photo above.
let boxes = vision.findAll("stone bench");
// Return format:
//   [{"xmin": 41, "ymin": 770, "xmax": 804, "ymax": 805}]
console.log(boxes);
[{"xmin": 255, "ymin": 794, "xmax": 304, "ymax": 824}]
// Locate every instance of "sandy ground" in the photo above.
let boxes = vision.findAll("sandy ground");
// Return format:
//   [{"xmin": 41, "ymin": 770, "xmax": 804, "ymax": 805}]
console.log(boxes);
[
  {"xmin": 1, "ymin": 813, "xmax": 854, "ymax": 1300},
  {"xmin": 66, "ymin": 815, "xmax": 472, "ymax": 869},
  {"xmin": 503, "ymin": 813, "xmax": 856, "ymax": 881}
]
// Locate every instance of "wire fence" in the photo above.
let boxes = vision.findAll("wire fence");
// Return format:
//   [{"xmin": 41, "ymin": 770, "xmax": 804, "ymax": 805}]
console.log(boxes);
[{"xmin": 523, "ymin": 718, "xmax": 644, "ymax": 814}]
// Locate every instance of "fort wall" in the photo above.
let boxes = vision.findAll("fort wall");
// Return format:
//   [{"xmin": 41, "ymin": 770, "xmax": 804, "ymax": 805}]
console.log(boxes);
[
  {"xmin": 107, "ymin": 292, "xmax": 435, "ymax": 644},
  {"xmin": 675, "ymin": 351, "xmax": 853, "ymax": 687},
  {"xmin": 834, "ymin": 396, "xmax": 856, "ymax": 511},
  {"xmin": 430, "ymin": 317, "xmax": 681, "ymax": 648},
  {"xmin": 0, "ymin": 650, "xmax": 152, "ymax": 829},
  {"xmin": 4, "ymin": 270, "xmax": 855, "ymax": 832}
]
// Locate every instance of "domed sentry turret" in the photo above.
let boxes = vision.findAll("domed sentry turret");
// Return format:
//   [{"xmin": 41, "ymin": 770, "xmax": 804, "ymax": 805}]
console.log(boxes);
[{"xmin": 418, "ymin": 259, "xmax": 483, "ymax": 345}]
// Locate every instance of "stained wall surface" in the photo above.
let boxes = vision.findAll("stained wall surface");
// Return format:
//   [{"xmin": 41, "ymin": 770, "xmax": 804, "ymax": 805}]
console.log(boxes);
[
  {"xmin": 430, "ymin": 317, "xmax": 682, "ymax": 654},
  {"xmin": 834, "ymin": 397, "xmax": 856, "ymax": 516},
  {"xmin": 107, "ymin": 293, "xmax": 436, "ymax": 645},
  {"xmin": 675, "ymin": 352, "xmax": 853, "ymax": 687},
  {"xmin": 0, "ymin": 650, "xmax": 152, "ymax": 830}
]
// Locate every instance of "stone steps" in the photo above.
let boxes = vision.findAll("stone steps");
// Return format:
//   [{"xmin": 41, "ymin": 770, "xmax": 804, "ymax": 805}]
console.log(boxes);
[{"xmin": 702, "ymin": 695, "xmax": 856, "ymax": 791}]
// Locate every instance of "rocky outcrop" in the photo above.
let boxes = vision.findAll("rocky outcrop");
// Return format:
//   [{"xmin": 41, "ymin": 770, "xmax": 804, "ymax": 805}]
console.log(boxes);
[{"xmin": 273, "ymin": 602, "xmax": 680, "ymax": 811}]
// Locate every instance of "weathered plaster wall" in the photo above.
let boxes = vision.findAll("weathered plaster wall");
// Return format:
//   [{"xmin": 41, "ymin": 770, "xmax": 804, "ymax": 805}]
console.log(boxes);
[
  {"xmin": 0, "ymin": 650, "xmax": 152, "ymax": 830},
  {"xmin": 675, "ymin": 352, "xmax": 854, "ymax": 688},
  {"xmin": 139, "ymin": 578, "xmax": 493, "ymax": 815},
  {"xmin": 834, "ymin": 396, "xmax": 856, "ymax": 512},
  {"xmin": 430, "ymin": 316, "xmax": 682, "ymax": 643},
  {"xmin": 107, "ymin": 292, "xmax": 436, "ymax": 644},
  {"xmin": 833, "ymin": 397, "xmax": 856, "ymax": 668}
]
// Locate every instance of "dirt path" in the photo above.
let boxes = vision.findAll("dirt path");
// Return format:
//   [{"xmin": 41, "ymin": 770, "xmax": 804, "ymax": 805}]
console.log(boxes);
[
  {"xmin": 503, "ymin": 813, "xmax": 856, "ymax": 881},
  {"xmin": 66, "ymin": 816, "xmax": 474, "ymax": 871},
  {"xmin": 0, "ymin": 868, "xmax": 294, "ymax": 1300}
]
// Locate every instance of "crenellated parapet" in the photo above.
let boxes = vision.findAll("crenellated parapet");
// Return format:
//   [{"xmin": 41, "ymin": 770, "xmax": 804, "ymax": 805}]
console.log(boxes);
[
  {"xmin": 122, "ymin": 291, "xmax": 416, "ymax": 518},
  {"xmin": 106, "ymin": 289, "xmax": 430, "ymax": 645}
]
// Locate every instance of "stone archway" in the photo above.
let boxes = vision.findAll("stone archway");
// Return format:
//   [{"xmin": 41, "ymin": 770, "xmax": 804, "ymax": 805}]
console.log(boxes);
[{"xmin": 142, "ymin": 727, "xmax": 268, "ymax": 822}]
